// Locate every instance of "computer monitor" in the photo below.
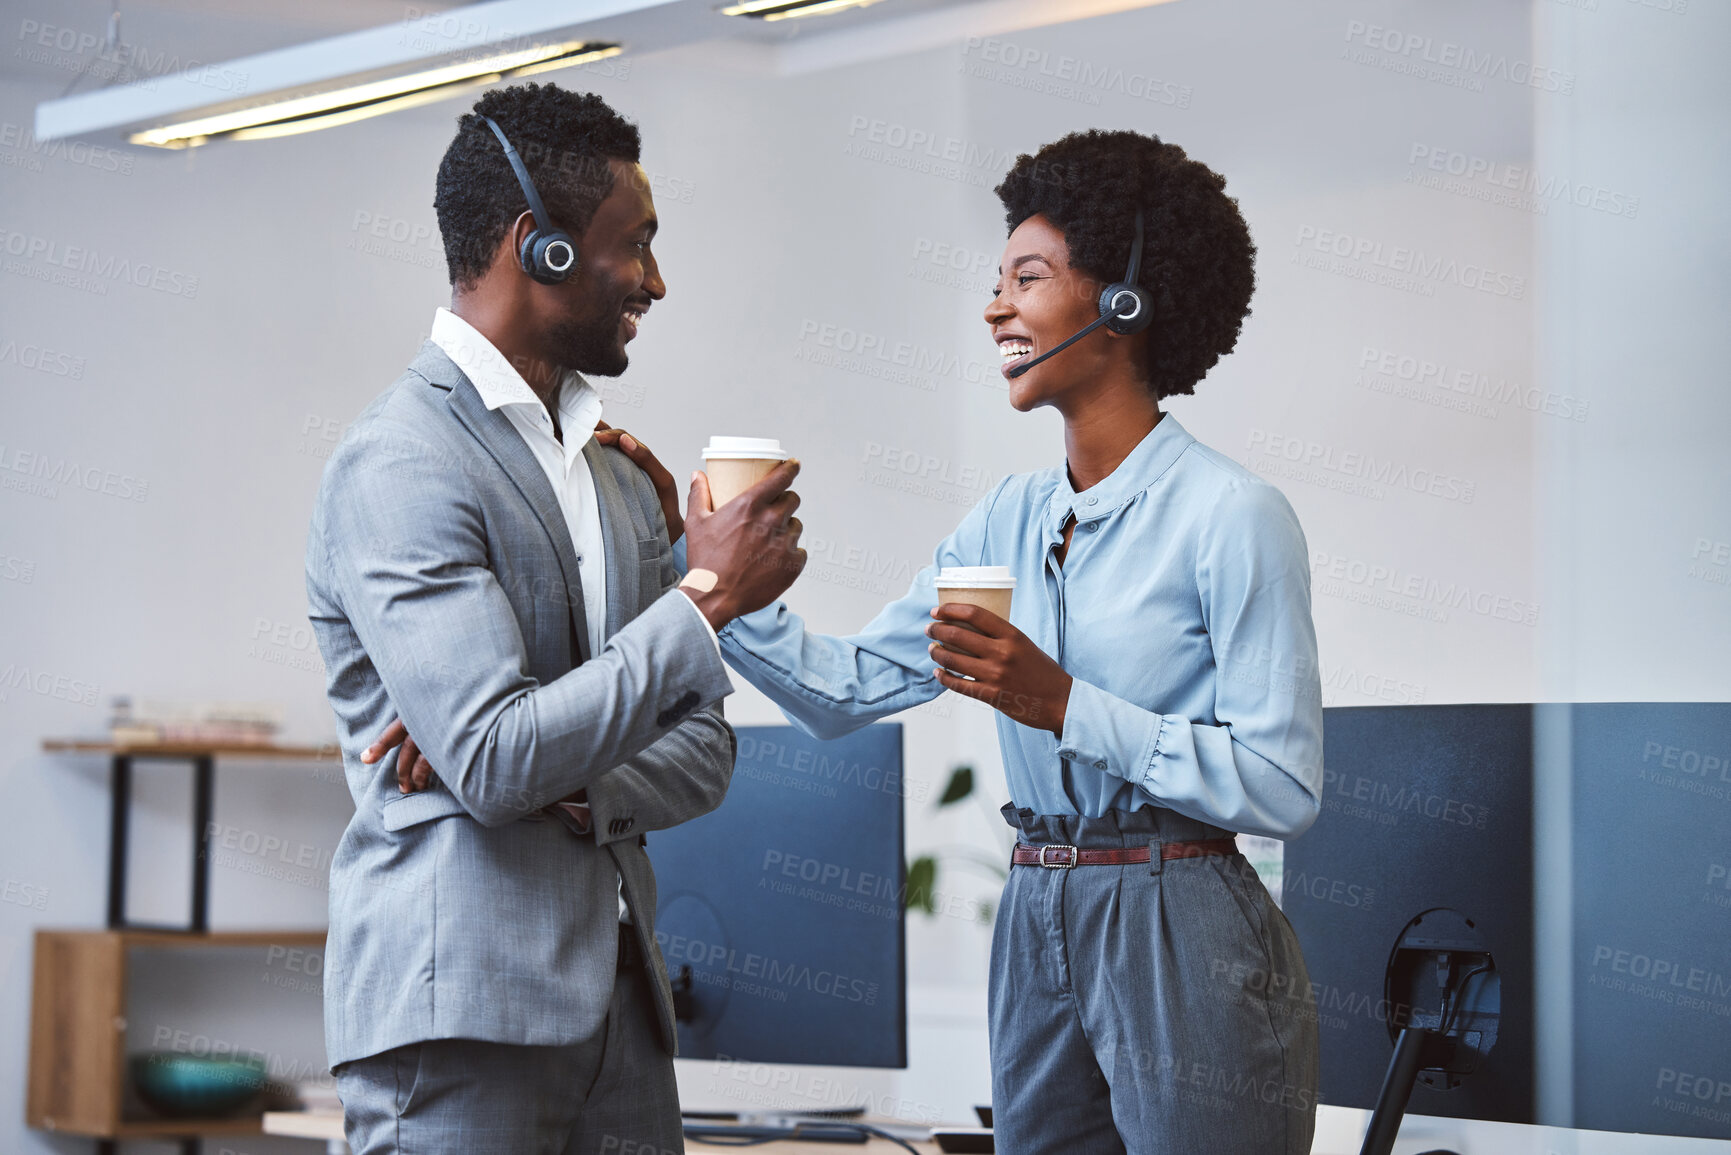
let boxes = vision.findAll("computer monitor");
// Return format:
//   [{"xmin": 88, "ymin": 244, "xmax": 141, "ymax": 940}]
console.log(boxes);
[
  {"xmin": 1567, "ymin": 702, "xmax": 1731, "ymax": 1140},
  {"xmin": 1284, "ymin": 702, "xmax": 1731, "ymax": 1142},
  {"xmin": 1283, "ymin": 704, "xmax": 1536, "ymax": 1125},
  {"xmin": 648, "ymin": 723, "xmax": 907, "ymax": 1068}
]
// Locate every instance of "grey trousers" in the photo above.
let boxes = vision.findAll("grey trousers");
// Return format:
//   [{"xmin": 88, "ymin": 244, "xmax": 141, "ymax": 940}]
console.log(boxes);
[
  {"xmin": 989, "ymin": 805, "xmax": 1319, "ymax": 1155},
  {"xmin": 334, "ymin": 961, "xmax": 682, "ymax": 1155}
]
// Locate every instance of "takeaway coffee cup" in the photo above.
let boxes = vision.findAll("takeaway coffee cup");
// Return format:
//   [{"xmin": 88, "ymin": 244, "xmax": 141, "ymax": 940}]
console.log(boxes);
[
  {"xmin": 701, "ymin": 436, "xmax": 789, "ymax": 508},
  {"xmin": 935, "ymin": 566, "xmax": 1016, "ymax": 626}
]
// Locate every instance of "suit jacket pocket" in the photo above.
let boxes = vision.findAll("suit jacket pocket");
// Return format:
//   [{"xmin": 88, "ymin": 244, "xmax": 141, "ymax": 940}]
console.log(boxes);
[
  {"xmin": 638, "ymin": 535, "xmax": 668, "ymax": 602},
  {"xmin": 380, "ymin": 789, "xmax": 471, "ymax": 832}
]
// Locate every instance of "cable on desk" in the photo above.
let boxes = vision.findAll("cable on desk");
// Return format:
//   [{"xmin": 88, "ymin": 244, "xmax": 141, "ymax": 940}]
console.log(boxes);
[{"xmin": 685, "ymin": 1121, "xmax": 924, "ymax": 1152}]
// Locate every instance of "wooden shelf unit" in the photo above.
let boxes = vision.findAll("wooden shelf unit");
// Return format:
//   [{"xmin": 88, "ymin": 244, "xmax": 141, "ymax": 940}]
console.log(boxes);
[
  {"xmin": 36, "ymin": 741, "xmax": 343, "ymax": 1151},
  {"xmin": 27, "ymin": 929, "xmax": 327, "ymax": 1142}
]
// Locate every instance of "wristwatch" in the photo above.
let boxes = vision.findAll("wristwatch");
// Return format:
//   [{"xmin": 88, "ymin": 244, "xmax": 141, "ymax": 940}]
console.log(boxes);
[{"xmin": 679, "ymin": 568, "xmax": 719, "ymax": 593}]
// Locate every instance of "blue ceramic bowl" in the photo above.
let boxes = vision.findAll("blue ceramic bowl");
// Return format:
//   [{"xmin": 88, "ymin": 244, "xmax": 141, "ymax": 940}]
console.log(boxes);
[{"xmin": 130, "ymin": 1052, "xmax": 267, "ymax": 1118}]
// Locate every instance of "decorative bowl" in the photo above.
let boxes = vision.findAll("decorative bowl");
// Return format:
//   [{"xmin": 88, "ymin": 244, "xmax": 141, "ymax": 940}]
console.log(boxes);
[{"xmin": 129, "ymin": 1052, "xmax": 267, "ymax": 1118}]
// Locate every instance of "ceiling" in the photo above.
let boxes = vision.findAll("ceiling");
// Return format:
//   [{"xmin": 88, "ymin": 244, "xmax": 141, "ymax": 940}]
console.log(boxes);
[{"xmin": 5, "ymin": 0, "xmax": 1169, "ymax": 92}]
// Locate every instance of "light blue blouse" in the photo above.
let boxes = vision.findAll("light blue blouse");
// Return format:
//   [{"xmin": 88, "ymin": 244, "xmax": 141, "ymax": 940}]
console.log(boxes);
[{"xmin": 708, "ymin": 414, "xmax": 1323, "ymax": 838}]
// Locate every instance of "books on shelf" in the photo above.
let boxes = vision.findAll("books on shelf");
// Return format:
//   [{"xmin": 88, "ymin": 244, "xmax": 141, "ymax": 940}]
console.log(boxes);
[{"xmin": 109, "ymin": 698, "xmax": 284, "ymax": 746}]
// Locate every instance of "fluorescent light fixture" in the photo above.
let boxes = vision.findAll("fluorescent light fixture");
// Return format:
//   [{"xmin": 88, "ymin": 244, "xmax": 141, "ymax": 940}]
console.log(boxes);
[
  {"xmin": 720, "ymin": 0, "xmax": 887, "ymax": 20},
  {"xmin": 128, "ymin": 41, "xmax": 622, "ymax": 148}
]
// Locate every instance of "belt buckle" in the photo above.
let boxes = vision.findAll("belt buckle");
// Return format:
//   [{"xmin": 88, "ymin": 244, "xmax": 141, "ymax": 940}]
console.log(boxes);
[{"xmin": 1038, "ymin": 844, "xmax": 1078, "ymax": 869}]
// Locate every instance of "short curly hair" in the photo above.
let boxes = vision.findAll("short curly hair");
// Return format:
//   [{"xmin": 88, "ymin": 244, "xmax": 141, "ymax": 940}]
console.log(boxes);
[
  {"xmin": 434, "ymin": 83, "xmax": 641, "ymax": 290},
  {"xmin": 994, "ymin": 129, "xmax": 1255, "ymax": 400}
]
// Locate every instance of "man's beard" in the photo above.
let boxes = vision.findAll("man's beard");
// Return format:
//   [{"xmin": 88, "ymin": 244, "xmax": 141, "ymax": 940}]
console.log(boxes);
[{"xmin": 550, "ymin": 311, "xmax": 628, "ymax": 378}]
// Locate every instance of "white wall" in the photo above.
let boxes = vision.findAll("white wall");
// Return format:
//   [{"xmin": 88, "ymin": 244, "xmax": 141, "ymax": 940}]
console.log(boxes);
[{"xmin": 1, "ymin": 0, "xmax": 1726, "ymax": 1149}]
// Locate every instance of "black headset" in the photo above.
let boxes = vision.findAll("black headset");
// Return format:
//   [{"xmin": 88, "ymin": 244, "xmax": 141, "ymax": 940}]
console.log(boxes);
[
  {"xmin": 481, "ymin": 114, "xmax": 577, "ymax": 285},
  {"xmin": 1005, "ymin": 209, "xmax": 1154, "ymax": 379}
]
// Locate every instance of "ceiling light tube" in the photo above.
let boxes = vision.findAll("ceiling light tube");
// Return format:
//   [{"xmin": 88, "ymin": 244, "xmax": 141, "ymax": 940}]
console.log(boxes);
[
  {"xmin": 720, "ymin": 0, "xmax": 885, "ymax": 21},
  {"xmin": 128, "ymin": 41, "xmax": 621, "ymax": 148}
]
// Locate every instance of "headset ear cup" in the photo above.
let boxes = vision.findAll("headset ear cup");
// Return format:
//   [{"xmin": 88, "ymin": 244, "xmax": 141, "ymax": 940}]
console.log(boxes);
[
  {"xmin": 518, "ymin": 229, "xmax": 542, "ymax": 278},
  {"xmin": 1099, "ymin": 283, "xmax": 1153, "ymax": 336},
  {"xmin": 522, "ymin": 230, "xmax": 577, "ymax": 285},
  {"xmin": 538, "ymin": 231, "xmax": 577, "ymax": 282}
]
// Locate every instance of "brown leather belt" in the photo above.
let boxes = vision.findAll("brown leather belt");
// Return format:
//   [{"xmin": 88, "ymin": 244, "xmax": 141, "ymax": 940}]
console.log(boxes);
[{"xmin": 1012, "ymin": 838, "xmax": 1238, "ymax": 869}]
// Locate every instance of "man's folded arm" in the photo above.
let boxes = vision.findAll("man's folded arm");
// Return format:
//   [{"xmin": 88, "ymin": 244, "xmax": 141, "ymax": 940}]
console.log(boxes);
[
  {"xmin": 585, "ymin": 702, "xmax": 734, "ymax": 845},
  {"xmin": 325, "ymin": 432, "xmax": 733, "ymax": 827}
]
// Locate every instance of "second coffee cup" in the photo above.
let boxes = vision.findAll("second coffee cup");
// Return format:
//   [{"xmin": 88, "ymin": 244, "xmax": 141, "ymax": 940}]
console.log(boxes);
[
  {"xmin": 935, "ymin": 566, "xmax": 1016, "ymax": 629},
  {"xmin": 701, "ymin": 436, "xmax": 789, "ymax": 508}
]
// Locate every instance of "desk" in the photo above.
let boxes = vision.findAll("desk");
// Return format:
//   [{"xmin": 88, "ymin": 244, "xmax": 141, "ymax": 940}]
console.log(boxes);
[
  {"xmin": 264, "ymin": 1110, "xmax": 941, "ymax": 1152},
  {"xmin": 267, "ymin": 1107, "xmax": 1731, "ymax": 1153}
]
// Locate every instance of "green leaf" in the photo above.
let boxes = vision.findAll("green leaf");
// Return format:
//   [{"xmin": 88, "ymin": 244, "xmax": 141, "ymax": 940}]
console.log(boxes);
[
  {"xmin": 905, "ymin": 856, "xmax": 937, "ymax": 915},
  {"xmin": 938, "ymin": 765, "xmax": 974, "ymax": 807}
]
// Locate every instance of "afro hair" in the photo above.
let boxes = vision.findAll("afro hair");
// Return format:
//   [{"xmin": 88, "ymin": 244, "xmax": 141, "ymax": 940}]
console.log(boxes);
[
  {"xmin": 994, "ymin": 129, "xmax": 1255, "ymax": 400},
  {"xmin": 434, "ymin": 83, "xmax": 641, "ymax": 290}
]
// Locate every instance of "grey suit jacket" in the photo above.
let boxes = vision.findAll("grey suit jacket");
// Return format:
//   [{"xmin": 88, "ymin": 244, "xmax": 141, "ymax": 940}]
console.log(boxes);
[{"xmin": 306, "ymin": 342, "xmax": 735, "ymax": 1068}]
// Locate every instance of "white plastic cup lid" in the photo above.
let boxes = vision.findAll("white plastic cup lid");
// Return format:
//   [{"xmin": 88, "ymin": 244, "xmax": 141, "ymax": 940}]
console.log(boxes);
[
  {"xmin": 936, "ymin": 566, "xmax": 1016, "ymax": 589},
  {"xmin": 702, "ymin": 436, "xmax": 787, "ymax": 460}
]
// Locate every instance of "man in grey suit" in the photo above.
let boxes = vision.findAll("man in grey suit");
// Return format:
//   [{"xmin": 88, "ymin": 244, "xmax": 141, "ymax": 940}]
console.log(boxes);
[{"xmin": 306, "ymin": 84, "xmax": 805, "ymax": 1154}]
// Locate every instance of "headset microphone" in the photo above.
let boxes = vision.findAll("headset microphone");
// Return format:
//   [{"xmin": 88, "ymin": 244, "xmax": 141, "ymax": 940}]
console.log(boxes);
[
  {"xmin": 1005, "ymin": 209, "xmax": 1153, "ymax": 380},
  {"xmin": 481, "ymin": 114, "xmax": 577, "ymax": 285}
]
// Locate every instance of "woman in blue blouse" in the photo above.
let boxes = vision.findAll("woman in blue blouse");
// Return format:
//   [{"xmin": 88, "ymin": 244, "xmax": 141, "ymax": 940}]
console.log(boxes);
[{"xmin": 700, "ymin": 130, "xmax": 1322, "ymax": 1153}]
